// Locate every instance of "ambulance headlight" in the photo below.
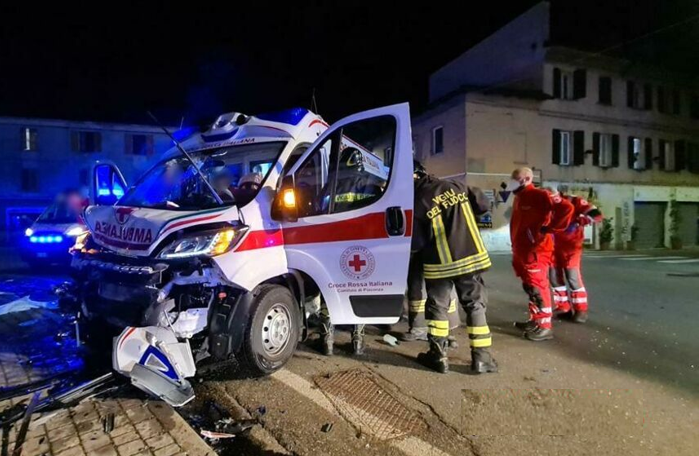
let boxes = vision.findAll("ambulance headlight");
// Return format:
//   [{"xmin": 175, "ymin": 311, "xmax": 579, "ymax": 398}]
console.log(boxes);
[
  {"xmin": 157, "ymin": 226, "xmax": 249, "ymax": 259},
  {"xmin": 25, "ymin": 228, "xmax": 34, "ymax": 237},
  {"xmin": 65, "ymin": 225, "xmax": 87, "ymax": 237}
]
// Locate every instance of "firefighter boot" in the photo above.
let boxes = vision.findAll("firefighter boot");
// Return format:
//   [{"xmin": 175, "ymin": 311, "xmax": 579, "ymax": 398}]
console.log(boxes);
[
  {"xmin": 471, "ymin": 348, "xmax": 498, "ymax": 374},
  {"xmin": 352, "ymin": 325, "xmax": 366, "ymax": 356},
  {"xmin": 524, "ymin": 326, "xmax": 554, "ymax": 342},
  {"xmin": 417, "ymin": 337, "xmax": 449, "ymax": 374},
  {"xmin": 400, "ymin": 327, "xmax": 428, "ymax": 342},
  {"xmin": 319, "ymin": 320, "xmax": 334, "ymax": 356}
]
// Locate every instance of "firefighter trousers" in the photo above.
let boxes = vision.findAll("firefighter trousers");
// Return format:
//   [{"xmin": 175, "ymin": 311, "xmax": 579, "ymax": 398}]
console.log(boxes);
[
  {"xmin": 513, "ymin": 249, "xmax": 553, "ymax": 329},
  {"xmin": 550, "ymin": 248, "xmax": 588, "ymax": 312},
  {"xmin": 424, "ymin": 273, "xmax": 491, "ymax": 350},
  {"xmin": 408, "ymin": 256, "xmax": 460, "ymax": 332}
]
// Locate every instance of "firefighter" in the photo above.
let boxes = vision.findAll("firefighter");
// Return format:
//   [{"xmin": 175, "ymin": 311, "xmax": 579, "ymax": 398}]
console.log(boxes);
[
  {"xmin": 550, "ymin": 185, "xmax": 603, "ymax": 324},
  {"xmin": 507, "ymin": 168, "xmax": 574, "ymax": 341},
  {"xmin": 403, "ymin": 254, "xmax": 461, "ymax": 347},
  {"xmin": 412, "ymin": 161, "xmax": 498, "ymax": 374}
]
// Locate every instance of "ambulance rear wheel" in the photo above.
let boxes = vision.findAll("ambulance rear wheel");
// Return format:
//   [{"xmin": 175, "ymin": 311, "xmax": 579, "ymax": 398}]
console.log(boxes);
[{"xmin": 237, "ymin": 285, "xmax": 300, "ymax": 377}]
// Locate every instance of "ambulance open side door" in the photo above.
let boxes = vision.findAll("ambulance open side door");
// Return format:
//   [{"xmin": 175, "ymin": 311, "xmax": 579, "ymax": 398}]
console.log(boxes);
[
  {"xmin": 92, "ymin": 162, "xmax": 128, "ymax": 206},
  {"xmin": 274, "ymin": 103, "xmax": 414, "ymax": 325}
]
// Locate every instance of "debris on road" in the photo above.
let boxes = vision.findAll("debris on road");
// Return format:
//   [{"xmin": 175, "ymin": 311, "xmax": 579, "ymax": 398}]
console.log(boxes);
[
  {"xmin": 382, "ymin": 334, "xmax": 399, "ymax": 347},
  {"xmin": 321, "ymin": 422, "xmax": 334, "ymax": 433},
  {"xmin": 201, "ymin": 429, "xmax": 237, "ymax": 440},
  {"xmin": 102, "ymin": 412, "xmax": 115, "ymax": 433}
]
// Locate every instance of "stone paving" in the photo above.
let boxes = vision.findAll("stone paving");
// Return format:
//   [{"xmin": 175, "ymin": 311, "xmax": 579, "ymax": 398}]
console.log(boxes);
[
  {"xmin": 0, "ymin": 304, "xmax": 215, "ymax": 456},
  {"xmin": 2, "ymin": 394, "xmax": 216, "ymax": 456}
]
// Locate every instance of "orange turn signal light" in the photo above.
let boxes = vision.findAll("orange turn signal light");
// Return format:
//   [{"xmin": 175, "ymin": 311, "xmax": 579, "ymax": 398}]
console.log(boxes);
[{"xmin": 282, "ymin": 188, "xmax": 296, "ymax": 209}]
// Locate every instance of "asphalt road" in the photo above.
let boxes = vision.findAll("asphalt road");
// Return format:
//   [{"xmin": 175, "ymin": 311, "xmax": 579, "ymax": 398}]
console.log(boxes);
[{"xmin": 1, "ymin": 248, "xmax": 698, "ymax": 455}]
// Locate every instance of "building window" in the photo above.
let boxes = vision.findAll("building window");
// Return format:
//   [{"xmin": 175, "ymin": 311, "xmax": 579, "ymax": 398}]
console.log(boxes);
[
  {"xmin": 598, "ymin": 77, "xmax": 612, "ymax": 105},
  {"xmin": 126, "ymin": 134, "xmax": 154, "ymax": 155},
  {"xmin": 672, "ymin": 89, "xmax": 681, "ymax": 115},
  {"xmin": 552, "ymin": 130, "xmax": 573, "ymax": 166},
  {"xmin": 628, "ymin": 136, "xmax": 646, "ymax": 170},
  {"xmin": 432, "ymin": 126, "xmax": 444, "ymax": 154},
  {"xmin": 71, "ymin": 131, "xmax": 102, "ymax": 153},
  {"xmin": 21, "ymin": 127, "xmax": 38, "ymax": 151},
  {"xmin": 626, "ymin": 81, "xmax": 652, "ymax": 110},
  {"xmin": 553, "ymin": 68, "xmax": 586, "ymax": 100},
  {"xmin": 21, "ymin": 169, "xmax": 38, "ymax": 192},
  {"xmin": 657, "ymin": 86, "xmax": 672, "ymax": 113},
  {"xmin": 593, "ymin": 132, "xmax": 619, "ymax": 168}
]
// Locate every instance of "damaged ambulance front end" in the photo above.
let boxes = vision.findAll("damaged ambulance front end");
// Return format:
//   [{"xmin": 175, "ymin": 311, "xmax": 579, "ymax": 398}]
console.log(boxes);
[{"xmin": 68, "ymin": 108, "xmax": 327, "ymax": 406}]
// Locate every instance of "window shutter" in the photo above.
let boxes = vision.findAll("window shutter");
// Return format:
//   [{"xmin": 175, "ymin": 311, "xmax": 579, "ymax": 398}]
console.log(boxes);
[
  {"xmin": 611, "ymin": 134, "xmax": 620, "ymax": 167},
  {"xmin": 573, "ymin": 69, "xmax": 587, "ymax": 99},
  {"xmin": 573, "ymin": 130, "xmax": 585, "ymax": 165},
  {"xmin": 125, "ymin": 134, "xmax": 133, "ymax": 154},
  {"xmin": 95, "ymin": 133, "xmax": 102, "ymax": 152},
  {"xmin": 552, "ymin": 129, "xmax": 562, "ymax": 164},
  {"xmin": 598, "ymin": 77, "xmax": 612, "ymax": 105},
  {"xmin": 553, "ymin": 68, "xmax": 561, "ymax": 98},
  {"xmin": 627, "ymin": 137, "xmax": 635, "ymax": 169},
  {"xmin": 675, "ymin": 140, "xmax": 686, "ymax": 171},
  {"xmin": 71, "ymin": 131, "xmax": 80, "ymax": 152},
  {"xmin": 643, "ymin": 84, "xmax": 653, "ymax": 110},
  {"xmin": 644, "ymin": 138, "xmax": 653, "ymax": 169},
  {"xmin": 592, "ymin": 132, "xmax": 601, "ymax": 166},
  {"xmin": 688, "ymin": 143, "xmax": 699, "ymax": 174},
  {"xmin": 658, "ymin": 140, "xmax": 666, "ymax": 170},
  {"xmin": 626, "ymin": 81, "xmax": 634, "ymax": 107}
]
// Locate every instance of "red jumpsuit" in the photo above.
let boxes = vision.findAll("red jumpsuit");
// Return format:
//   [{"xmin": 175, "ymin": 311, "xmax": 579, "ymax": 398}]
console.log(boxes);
[
  {"xmin": 510, "ymin": 185, "xmax": 574, "ymax": 329},
  {"xmin": 551, "ymin": 196, "xmax": 603, "ymax": 313}
]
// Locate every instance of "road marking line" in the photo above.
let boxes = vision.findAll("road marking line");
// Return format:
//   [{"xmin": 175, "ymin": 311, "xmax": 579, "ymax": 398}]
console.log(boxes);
[
  {"xmin": 617, "ymin": 256, "xmax": 653, "ymax": 261},
  {"xmin": 619, "ymin": 256, "xmax": 686, "ymax": 261},
  {"xmin": 271, "ymin": 368, "xmax": 454, "ymax": 456},
  {"xmin": 658, "ymin": 259, "xmax": 699, "ymax": 264}
]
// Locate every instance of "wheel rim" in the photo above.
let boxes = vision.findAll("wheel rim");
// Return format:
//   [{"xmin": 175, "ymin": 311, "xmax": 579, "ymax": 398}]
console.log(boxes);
[{"xmin": 261, "ymin": 303, "xmax": 292, "ymax": 356}]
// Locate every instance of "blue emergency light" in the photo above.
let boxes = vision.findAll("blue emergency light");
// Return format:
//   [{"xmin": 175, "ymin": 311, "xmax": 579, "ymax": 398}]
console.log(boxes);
[{"xmin": 29, "ymin": 235, "xmax": 64, "ymax": 243}]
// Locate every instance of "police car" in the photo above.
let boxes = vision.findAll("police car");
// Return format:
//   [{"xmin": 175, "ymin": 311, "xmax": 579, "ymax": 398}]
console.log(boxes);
[
  {"xmin": 21, "ymin": 192, "xmax": 90, "ymax": 267},
  {"xmin": 68, "ymin": 104, "xmax": 413, "ymax": 406}
]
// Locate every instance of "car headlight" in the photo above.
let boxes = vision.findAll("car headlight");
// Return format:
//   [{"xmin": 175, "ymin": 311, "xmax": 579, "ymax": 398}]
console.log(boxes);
[
  {"xmin": 66, "ymin": 225, "xmax": 87, "ymax": 237},
  {"xmin": 156, "ymin": 227, "xmax": 248, "ymax": 259},
  {"xmin": 25, "ymin": 228, "xmax": 34, "ymax": 237}
]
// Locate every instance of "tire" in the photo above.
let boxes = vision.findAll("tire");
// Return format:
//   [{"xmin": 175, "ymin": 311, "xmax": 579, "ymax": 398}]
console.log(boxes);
[{"xmin": 236, "ymin": 284, "xmax": 301, "ymax": 377}]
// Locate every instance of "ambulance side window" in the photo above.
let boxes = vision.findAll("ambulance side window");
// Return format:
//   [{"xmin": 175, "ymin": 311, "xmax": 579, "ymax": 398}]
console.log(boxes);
[
  {"xmin": 294, "ymin": 138, "xmax": 332, "ymax": 218},
  {"xmin": 329, "ymin": 116, "xmax": 395, "ymax": 214}
]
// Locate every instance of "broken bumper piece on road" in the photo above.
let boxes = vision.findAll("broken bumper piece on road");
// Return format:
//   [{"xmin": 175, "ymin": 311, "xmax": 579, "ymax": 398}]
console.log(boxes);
[{"xmin": 114, "ymin": 326, "xmax": 197, "ymax": 407}]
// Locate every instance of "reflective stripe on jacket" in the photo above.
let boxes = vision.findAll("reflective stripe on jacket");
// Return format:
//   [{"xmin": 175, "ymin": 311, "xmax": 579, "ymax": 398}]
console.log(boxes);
[{"xmin": 413, "ymin": 175, "xmax": 491, "ymax": 279}]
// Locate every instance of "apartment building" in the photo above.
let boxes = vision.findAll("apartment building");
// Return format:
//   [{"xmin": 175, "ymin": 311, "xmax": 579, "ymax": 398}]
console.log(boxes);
[
  {"xmin": 413, "ymin": 2, "xmax": 699, "ymax": 250},
  {"xmin": 0, "ymin": 117, "xmax": 172, "ymax": 235}
]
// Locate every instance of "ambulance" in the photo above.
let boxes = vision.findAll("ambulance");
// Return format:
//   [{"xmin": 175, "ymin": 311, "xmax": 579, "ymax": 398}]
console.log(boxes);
[{"xmin": 68, "ymin": 104, "xmax": 414, "ymax": 406}]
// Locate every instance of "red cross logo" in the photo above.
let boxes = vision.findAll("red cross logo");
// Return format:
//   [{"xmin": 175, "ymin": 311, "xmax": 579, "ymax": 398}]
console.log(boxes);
[
  {"xmin": 114, "ymin": 207, "xmax": 135, "ymax": 225},
  {"xmin": 348, "ymin": 254, "xmax": 366, "ymax": 272}
]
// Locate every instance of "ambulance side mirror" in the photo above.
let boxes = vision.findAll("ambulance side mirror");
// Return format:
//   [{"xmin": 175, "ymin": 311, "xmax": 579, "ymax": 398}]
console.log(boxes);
[{"xmin": 272, "ymin": 175, "xmax": 299, "ymax": 223}]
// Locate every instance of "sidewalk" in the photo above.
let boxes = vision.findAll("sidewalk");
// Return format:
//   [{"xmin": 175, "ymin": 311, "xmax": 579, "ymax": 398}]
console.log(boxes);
[{"xmin": 0, "ymin": 354, "xmax": 216, "ymax": 456}]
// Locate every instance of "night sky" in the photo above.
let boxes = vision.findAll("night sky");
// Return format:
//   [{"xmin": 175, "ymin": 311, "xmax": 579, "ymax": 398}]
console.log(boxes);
[{"xmin": 0, "ymin": 1, "xmax": 697, "ymax": 127}]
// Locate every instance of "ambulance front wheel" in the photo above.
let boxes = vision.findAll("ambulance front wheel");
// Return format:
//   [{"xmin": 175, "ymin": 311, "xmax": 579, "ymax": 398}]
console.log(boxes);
[{"xmin": 237, "ymin": 284, "xmax": 301, "ymax": 376}]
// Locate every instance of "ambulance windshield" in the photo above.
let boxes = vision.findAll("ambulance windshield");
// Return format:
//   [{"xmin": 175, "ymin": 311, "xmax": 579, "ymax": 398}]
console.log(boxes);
[{"xmin": 119, "ymin": 141, "xmax": 286, "ymax": 211}]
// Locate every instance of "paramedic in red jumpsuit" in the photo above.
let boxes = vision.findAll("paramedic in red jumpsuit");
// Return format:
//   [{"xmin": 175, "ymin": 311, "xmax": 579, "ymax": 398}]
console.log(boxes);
[
  {"xmin": 507, "ymin": 168, "xmax": 573, "ymax": 341},
  {"xmin": 550, "ymin": 185, "xmax": 603, "ymax": 324}
]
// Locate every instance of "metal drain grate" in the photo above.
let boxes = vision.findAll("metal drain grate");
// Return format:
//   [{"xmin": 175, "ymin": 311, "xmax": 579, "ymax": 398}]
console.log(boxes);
[{"xmin": 314, "ymin": 369, "xmax": 425, "ymax": 441}]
